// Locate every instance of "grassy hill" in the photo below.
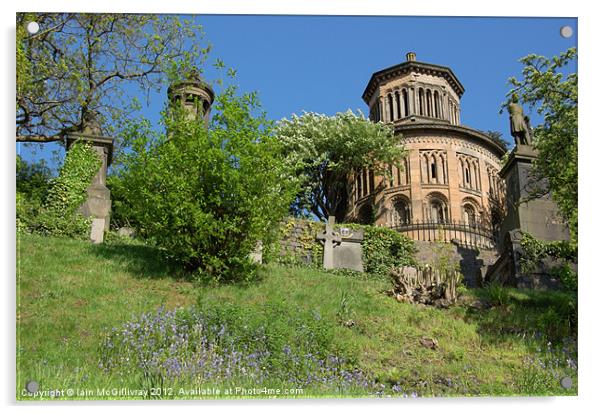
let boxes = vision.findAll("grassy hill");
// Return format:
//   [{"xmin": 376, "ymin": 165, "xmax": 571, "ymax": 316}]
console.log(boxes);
[{"xmin": 16, "ymin": 233, "xmax": 577, "ymax": 399}]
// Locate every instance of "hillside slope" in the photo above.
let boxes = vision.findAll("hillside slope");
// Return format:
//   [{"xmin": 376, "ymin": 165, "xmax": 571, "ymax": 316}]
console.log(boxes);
[{"xmin": 17, "ymin": 233, "xmax": 577, "ymax": 399}]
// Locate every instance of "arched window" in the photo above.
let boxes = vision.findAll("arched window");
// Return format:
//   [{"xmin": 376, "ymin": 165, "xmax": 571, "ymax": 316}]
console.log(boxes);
[
  {"xmin": 358, "ymin": 204, "xmax": 374, "ymax": 225},
  {"xmin": 434, "ymin": 91, "xmax": 440, "ymax": 118},
  {"xmin": 463, "ymin": 204, "xmax": 477, "ymax": 226},
  {"xmin": 391, "ymin": 198, "xmax": 411, "ymax": 225},
  {"xmin": 395, "ymin": 91, "xmax": 401, "ymax": 119},
  {"xmin": 426, "ymin": 89, "xmax": 433, "ymax": 117},
  {"xmin": 427, "ymin": 193, "xmax": 449, "ymax": 223},
  {"xmin": 388, "ymin": 94, "xmax": 394, "ymax": 121},
  {"xmin": 419, "ymin": 88, "xmax": 425, "ymax": 116},
  {"xmin": 430, "ymin": 199, "xmax": 447, "ymax": 223}
]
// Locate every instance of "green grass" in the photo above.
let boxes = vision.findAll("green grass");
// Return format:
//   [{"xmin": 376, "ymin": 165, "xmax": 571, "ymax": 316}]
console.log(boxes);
[{"xmin": 17, "ymin": 233, "xmax": 577, "ymax": 399}]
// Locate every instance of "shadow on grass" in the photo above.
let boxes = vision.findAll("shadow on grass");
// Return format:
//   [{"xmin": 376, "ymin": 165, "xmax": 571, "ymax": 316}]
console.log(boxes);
[
  {"xmin": 462, "ymin": 285, "xmax": 577, "ymax": 345},
  {"xmin": 90, "ymin": 241, "xmax": 191, "ymax": 281}
]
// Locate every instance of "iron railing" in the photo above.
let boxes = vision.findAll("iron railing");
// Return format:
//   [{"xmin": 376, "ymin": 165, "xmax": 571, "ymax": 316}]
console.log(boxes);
[{"xmin": 387, "ymin": 219, "xmax": 497, "ymax": 249}]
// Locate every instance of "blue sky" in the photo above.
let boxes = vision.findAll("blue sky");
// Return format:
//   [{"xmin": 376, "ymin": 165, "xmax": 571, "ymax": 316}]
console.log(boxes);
[{"xmin": 17, "ymin": 14, "xmax": 577, "ymax": 171}]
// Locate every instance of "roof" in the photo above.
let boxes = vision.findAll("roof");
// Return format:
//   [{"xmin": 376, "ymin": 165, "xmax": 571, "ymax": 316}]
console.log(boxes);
[{"xmin": 362, "ymin": 60, "xmax": 465, "ymax": 105}]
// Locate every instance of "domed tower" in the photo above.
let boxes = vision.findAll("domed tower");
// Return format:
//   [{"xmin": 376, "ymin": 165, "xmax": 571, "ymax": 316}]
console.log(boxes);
[
  {"xmin": 167, "ymin": 69, "xmax": 214, "ymax": 125},
  {"xmin": 348, "ymin": 52, "xmax": 507, "ymax": 248}
]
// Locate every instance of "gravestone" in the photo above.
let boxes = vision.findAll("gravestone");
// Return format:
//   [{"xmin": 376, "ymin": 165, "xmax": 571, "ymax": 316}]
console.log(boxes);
[
  {"xmin": 316, "ymin": 217, "xmax": 364, "ymax": 272},
  {"xmin": 316, "ymin": 216, "xmax": 341, "ymax": 269},
  {"xmin": 334, "ymin": 226, "xmax": 364, "ymax": 272},
  {"xmin": 66, "ymin": 114, "xmax": 114, "ymax": 244}
]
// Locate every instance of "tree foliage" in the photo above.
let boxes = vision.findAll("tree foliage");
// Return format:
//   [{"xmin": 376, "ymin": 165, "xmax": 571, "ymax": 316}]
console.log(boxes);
[
  {"xmin": 113, "ymin": 87, "xmax": 297, "ymax": 282},
  {"xmin": 505, "ymin": 48, "xmax": 577, "ymax": 241},
  {"xmin": 16, "ymin": 13, "xmax": 210, "ymax": 142},
  {"xmin": 276, "ymin": 111, "xmax": 405, "ymax": 222}
]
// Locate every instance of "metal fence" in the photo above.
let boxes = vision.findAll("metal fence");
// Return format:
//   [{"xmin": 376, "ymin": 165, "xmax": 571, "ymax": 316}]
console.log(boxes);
[{"xmin": 387, "ymin": 219, "xmax": 496, "ymax": 249}]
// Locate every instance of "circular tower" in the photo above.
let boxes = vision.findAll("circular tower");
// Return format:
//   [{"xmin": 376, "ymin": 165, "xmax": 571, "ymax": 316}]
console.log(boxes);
[
  {"xmin": 167, "ymin": 69, "xmax": 214, "ymax": 125},
  {"xmin": 348, "ymin": 53, "xmax": 507, "ymax": 248}
]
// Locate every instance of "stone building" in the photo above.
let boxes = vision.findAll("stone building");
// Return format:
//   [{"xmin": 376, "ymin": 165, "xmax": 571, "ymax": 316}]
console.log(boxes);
[
  {"xmin": 346, "ymin": 52, "xmax": 507, "ymax": 248},
  {"xmin": 167, "ymin": 69, "xmax": 214, "ymax": 124}
]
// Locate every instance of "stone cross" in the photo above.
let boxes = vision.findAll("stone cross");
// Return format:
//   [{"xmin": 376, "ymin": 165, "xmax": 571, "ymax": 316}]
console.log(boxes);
[{"xmin": 316, "ymin": 216, "xmax": 341, "ymax": 270}]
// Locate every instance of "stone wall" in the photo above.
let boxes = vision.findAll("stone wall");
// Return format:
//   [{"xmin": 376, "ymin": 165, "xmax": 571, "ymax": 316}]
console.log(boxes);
[
  {"xmin": 413, "ymin": 241, "xmax": 499, "ymax": 287},
  {"xmin": 277, "ymin": 218, "xmax": 499, "ymax": 287},
  {"xmin": 278, "ymin": 219, "xmax": 324, "ymax": 266}
]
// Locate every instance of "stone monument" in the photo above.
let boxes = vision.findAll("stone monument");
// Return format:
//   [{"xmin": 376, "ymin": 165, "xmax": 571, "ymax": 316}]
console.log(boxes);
[
  {"xmin": 316, "ymin": 216, "xmax": 341, "ymax": 270},
  {"xmin": 316, "ymin": 217, "xmax": 365, "ymax": 272},
  {"xmin": 66, "ymin": 112, "xmax": 114, "ymax": 244},
  {"xmin": 167, "ymin": 69, "xmax": 214, "ymax": 125},
  {"xmin": 498, "ymin": 145, "xmax": 569, "ymax": 243},
  {"xmin": 508, "ymin": 94, "xmax": 533, "ymax": 146},
  {"xmin": 485, "ymin": 102, "xmax": 569, "ymax": 288}
]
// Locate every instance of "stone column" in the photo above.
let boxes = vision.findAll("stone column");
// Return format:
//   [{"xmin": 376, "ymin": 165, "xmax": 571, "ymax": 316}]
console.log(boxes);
[
  {"xmin": 446, "ymin": 148, "xmax": 463, "ymax": 222},
  {"xmin": 378, "ymin": 97, "xmax": 384, "ymax": 122},
  {"xmin": 66, "ymin": 125, "xmax": 114, "ymax": 244},
  {"xmin": 392, "ymin": 91, "xmax": 399, "ymax": 120},
  {"xmin": 408, "ymin": 147, "xmax": 424, "ymax": 220}
]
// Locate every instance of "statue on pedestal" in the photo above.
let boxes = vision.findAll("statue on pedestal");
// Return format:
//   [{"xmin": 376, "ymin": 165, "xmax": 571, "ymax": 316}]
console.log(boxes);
[{"xmin": 508, "ymin": 94, "xmax": 533, "ymax": 146}]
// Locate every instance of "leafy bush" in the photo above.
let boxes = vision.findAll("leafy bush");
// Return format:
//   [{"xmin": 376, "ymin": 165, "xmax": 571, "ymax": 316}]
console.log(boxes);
[
  {"xmin": 19, "ymin": 142, "xmax": 100, "ymax": 238},
  {"xmin": 16, "ymin": 155, "xmax": 52, "ymax": 201},
  {"xmin": 549, "ymin": 263, "xmax": 577, "ymax": 292},
  {"xmin": 115, "ymin": 87, "xmax": 297, "ymax": 283},
  {"xmin": 520, "ymin": 232, "xmax": 577, "ymax": 291},
  {"xmin": 16, "ymin": 156, "xmax": 52, "ymax": 232},
  {"xmin": 360, "ymin": 226, "xmax": 416, "ymax": 277}
]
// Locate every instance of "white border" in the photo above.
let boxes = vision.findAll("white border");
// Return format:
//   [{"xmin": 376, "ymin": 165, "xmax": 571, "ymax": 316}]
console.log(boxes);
[{"xmin": 3, "ymin": 1, "xmax": 599, "ymax": 414}]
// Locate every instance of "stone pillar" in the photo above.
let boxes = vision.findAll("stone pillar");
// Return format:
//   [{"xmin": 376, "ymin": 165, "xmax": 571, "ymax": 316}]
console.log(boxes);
[
  {"xmin": 392, "ymin": 91, "xmax": 399, "ymax": 120},
  {"xmin": 498, "ymin": 145, "xmax": 569, "ymax": 242},
  {"xmin": 408, "ymin": 148, "xmax": 423, "ymax": 220},
  {"xmin": 380, "ymin": 96, "xmax": 387, "ymax": 122},
  {"xmin": 66, "ymin": 123, "xmax": 114, "ymax": 244},
  {"xmin": 383, "ymin": 95, "xmax": 390, "ymax": 122},
  {"xmin": 441, "ymin": 93, "xmax": 449, "ymax": 121},
  {"xmin": 479, "ymin": 162, "xmax": 492, "ymax": 213},
  {"xmin": 446, "ymin": 148, "xmax": 463, "ymax": 221}
]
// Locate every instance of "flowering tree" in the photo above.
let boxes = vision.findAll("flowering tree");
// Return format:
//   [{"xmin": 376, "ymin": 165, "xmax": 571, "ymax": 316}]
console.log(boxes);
[{"xmin": 276, "ymin": 111, "xmax": 405, "ymax": 222}]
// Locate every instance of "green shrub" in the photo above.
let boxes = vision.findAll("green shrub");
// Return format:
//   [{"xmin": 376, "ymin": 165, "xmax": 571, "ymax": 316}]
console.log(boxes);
[
  {"xmin": 549, "ymin": 263, "xmax": 577, "ymax": 292},
  {"xmin": 16, "ymin": 156, "xmax": 52, "ymax": 232},
  {"xmin": 361, "ymin": 226, "xmax": 416, "ymax": 277},
  {"xmin": 520, "ymin": 233, "xmax": 577, "ymax": 292},
  {"xmin": 115, "ymin": 87, "xmax": 297, "ymax": 283}
]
